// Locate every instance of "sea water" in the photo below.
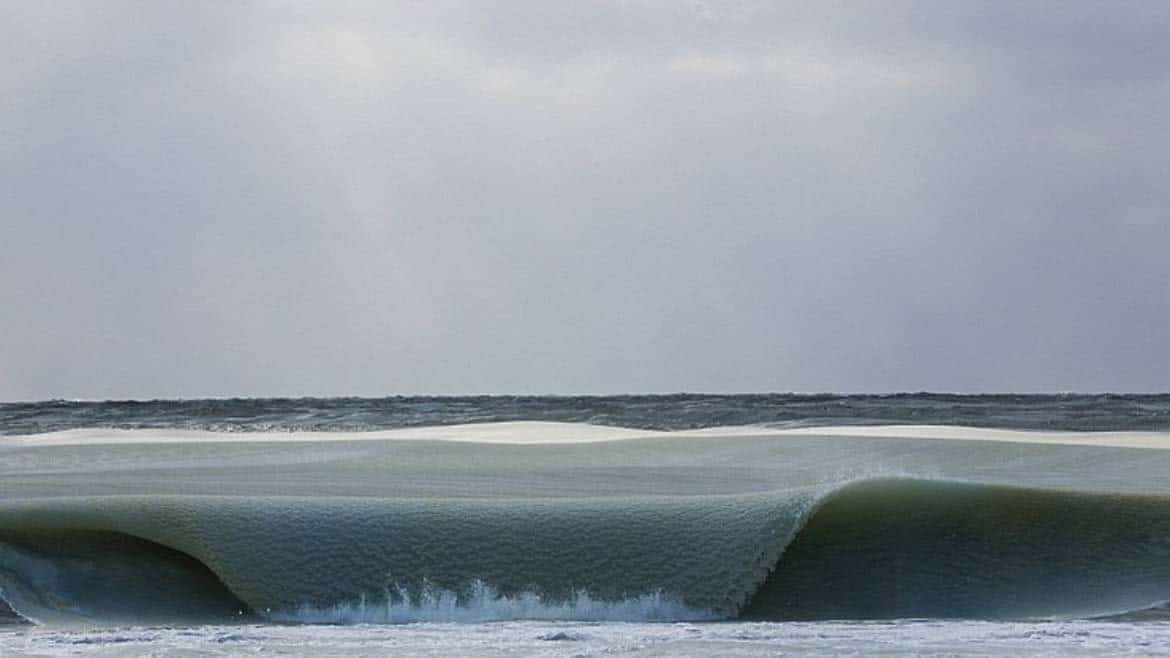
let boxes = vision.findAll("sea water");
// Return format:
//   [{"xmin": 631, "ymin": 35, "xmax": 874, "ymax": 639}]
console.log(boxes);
[{"xmin": 3, "ymin": 394, "xmax": 1170, "ymax": 656}]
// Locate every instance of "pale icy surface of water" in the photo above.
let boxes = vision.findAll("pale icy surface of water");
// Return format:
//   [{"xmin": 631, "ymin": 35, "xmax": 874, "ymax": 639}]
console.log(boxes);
[{"xmin": 6, "ymin": 620, "xmax": 1170, "ymax": 657}]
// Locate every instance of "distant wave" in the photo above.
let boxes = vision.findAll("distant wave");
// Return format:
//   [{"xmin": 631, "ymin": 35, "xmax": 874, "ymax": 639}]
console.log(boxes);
[
  {"xmin": 4, "ymin": 392, "xmax": 1170, "ymax": 435},
  {"xmin": 4, "ymin": 477, "xmax": 1170, "ymax": 624}
]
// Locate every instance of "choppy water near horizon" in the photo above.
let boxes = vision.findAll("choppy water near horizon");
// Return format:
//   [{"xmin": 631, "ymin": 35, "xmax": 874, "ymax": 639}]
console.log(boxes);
[
  {"xmin": 4, "ymin": 392, "xmax": 1170, "ymax": 434},
  {"xmin": 5, "ymin": 393, "xmax": 1170, "ymax": 656}
]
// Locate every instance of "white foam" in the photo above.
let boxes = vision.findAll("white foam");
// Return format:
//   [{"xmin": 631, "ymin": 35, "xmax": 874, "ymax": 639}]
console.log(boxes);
[
  {"xmin": 1, "ymin": 422, "xmax": 654, "ymax": 447},
  {"xmin": 268, "ymin": 580, "xmax": 718, "ymax": 624},
  {"xmin": 6, "ymin": 421, "xmax": 1170, "ymax": 449}
]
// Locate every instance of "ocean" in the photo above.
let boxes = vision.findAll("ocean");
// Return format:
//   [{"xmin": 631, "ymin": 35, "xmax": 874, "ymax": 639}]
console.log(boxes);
[{"xmin": 3, "ymin": 393, "xmax": 1170, "ymax": 656}]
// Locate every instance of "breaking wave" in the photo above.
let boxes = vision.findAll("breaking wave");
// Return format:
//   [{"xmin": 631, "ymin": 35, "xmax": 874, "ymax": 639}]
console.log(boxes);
[
  {"xmin": 4, "ymin": 477, "xmax": 1170, "ymax": 625},
  {"xmin": 272, "ymin": 581, "xmax": 716, "ymax": 624}
]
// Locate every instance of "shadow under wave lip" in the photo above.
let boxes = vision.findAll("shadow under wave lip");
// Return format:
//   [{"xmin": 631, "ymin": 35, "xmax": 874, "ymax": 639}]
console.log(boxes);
[{"xmin": 0, "ymin": 529, "xmax": 254, "ymax": 627}]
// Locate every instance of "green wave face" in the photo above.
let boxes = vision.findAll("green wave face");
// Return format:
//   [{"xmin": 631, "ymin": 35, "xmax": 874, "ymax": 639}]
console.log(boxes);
[
  {"xmin": 0, "ymin": 493, "xmax": 814, "ymax": 623},
  {"xmin": 5, "ymin": 428, "xmax": 1170, "ymax": 624},
  {"xmin": 5, "ymin": 482, "xmax": 1170, "ymax": 624},
  {"xmin": 746, "ymin": 479, "xmax": 1170, "ymax": 620}
]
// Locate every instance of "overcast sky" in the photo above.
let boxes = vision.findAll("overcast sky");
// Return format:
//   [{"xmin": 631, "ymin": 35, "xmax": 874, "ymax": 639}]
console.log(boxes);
[{"xmin": 2, "ymin": 2, "xmax": 1168, "ymax": 400}]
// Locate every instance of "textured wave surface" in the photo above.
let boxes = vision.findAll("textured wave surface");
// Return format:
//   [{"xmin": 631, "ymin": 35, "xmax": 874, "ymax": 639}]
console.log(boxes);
[
  {"xmin": 4, "ymin": 423, "xmax": 1170, "ymax": 624},
  {"xmin": 6, "ymin": 393, "xmax": 1170, "ymax": 434}
]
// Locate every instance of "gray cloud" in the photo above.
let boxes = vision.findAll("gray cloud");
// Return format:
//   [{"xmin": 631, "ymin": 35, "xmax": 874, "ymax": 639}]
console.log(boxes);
[{"xmin": 2, "ymin": 1, "xmax": 1168, "ymax": 399}]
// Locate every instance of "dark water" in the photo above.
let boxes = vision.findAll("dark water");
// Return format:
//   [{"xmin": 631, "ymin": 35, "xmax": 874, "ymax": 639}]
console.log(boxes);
[{"xmin": 2, "ymin": 393, "xmax": 1169, "ymax": 435}]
